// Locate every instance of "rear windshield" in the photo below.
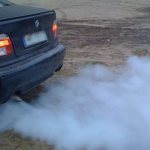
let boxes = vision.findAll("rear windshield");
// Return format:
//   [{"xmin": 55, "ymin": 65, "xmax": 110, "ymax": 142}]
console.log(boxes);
[{"xmin": 0, "ymin": 0, "xmax": 13, "ymax": 6}]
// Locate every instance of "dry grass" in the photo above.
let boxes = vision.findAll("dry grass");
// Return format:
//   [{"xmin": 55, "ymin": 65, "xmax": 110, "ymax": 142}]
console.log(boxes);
[{"xmin": 0, "ymin": 132, "xmax": 54, "ymax": 150}]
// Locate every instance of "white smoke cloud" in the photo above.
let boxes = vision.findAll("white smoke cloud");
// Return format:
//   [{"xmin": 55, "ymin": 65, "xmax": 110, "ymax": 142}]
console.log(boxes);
[{"xmin": 1, "ymin": 56, "xmax": 150, "ymax": 150}]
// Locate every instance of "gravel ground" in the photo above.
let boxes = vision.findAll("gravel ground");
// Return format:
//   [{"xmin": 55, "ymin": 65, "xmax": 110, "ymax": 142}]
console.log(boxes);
[{"xmin": 1, "ymin": 0, "xmax": 150, "ymax": 149}]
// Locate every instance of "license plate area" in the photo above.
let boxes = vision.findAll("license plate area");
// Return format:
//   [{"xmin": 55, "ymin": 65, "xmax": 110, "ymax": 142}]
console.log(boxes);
[{"xmin": 23, "ymin": 31, "xmax": 48, "ymax": 48}]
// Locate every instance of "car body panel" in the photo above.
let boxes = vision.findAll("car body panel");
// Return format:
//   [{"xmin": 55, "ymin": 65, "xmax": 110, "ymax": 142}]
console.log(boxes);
[
  {"xmin": 0, "ymin": 1, "xmax": 66, "ymax": 103},
  {"xmin": 0, "ymin": 5, "xmax": 51, "ymax": 21},
  {"xmin": 0, "ymin": 44, "xmax": 65, "ymax": 103}
]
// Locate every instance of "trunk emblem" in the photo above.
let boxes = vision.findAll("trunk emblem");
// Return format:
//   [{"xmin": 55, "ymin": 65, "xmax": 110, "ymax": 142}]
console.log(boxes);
[{"xmin": 35, "ymin": 20, "xmax": 40, "ymax": 28}]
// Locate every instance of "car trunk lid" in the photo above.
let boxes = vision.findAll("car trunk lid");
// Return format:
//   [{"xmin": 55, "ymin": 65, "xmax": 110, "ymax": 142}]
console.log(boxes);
[
  {"xmin": 0, "ymin": 5, "xmax": 56, "ymax": 56},
  {"xmin": 0, "ymin": 5, "xmax": 51, "ymax": 21}
]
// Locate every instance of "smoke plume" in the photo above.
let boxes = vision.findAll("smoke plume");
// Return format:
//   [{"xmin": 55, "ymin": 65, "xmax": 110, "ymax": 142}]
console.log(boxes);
[{"xmin": 0, "ymin": 56, "xmax": 150, "ymax": 150}]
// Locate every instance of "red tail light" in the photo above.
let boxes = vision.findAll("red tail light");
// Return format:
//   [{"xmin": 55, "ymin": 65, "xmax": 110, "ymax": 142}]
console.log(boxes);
[
  {"xmin": 52, "ymin": 21, "xmax": 58, "ymax": 39},
  {"xmin": 0, "ymin": 34, "xmax": 13, "ymax": 57}
]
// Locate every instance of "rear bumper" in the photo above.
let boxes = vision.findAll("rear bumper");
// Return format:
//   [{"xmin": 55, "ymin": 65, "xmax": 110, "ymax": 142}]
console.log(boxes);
[{"xmin": 0, "ymin": 44, "xmax": 65, "ymax": 103}]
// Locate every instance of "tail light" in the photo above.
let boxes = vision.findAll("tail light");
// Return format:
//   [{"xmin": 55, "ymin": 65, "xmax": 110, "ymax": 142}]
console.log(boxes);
[
  {"xmin": 52, "ymin": 20, "xmax": 58, "ymax": 39},
  {"xmin": 0, "ymin": 34, "xmax": 13, "ymax": 57}
]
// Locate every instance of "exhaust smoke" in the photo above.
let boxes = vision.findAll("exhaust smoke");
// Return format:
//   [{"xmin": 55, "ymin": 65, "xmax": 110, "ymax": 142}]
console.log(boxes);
[{"xmin": 0, "ymin": 57, "xmax": 150, "ymax": 150}]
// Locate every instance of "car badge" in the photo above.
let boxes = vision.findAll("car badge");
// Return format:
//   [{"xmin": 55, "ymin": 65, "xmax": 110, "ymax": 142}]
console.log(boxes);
[{"xmin": 35, "ymin": 20, "xmax": 40, "ymax": 28}]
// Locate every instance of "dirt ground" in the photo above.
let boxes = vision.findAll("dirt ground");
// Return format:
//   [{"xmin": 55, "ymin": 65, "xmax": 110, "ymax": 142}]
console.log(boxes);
[{"xmin": 1, "ymin": 0, "xmax": 150, "ymax": 149}]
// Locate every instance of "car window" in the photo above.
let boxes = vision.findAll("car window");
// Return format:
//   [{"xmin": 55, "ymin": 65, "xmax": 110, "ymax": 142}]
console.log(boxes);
[
  {"xmin": 0, "ymin": 2, "xmax": 4, "ymax": 6},
  {"xmin": 0, "ymin": 0, "xmax": 13, "ymax": 6}
]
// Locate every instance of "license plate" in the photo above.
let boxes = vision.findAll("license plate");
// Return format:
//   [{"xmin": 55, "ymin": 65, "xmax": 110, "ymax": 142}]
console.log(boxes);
[{"xmin": 23, "ymin": 31, "xmax": 48, "ymax": 48}]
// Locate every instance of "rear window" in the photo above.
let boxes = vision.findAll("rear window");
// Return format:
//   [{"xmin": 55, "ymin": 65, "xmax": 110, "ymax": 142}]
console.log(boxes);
[
  {"xmin": 0, "ymin": 0, "xmax": 13, "ymax": 6},
  {"xmin": 0, "ymin": 3, "xmax": 4, "ymax": 7}
]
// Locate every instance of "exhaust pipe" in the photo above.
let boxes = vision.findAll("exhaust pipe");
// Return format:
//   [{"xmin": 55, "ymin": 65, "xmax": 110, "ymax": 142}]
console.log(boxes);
[{"xmin": 11, "ymin": 95, "xmax": 24, "ymax": 102}]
